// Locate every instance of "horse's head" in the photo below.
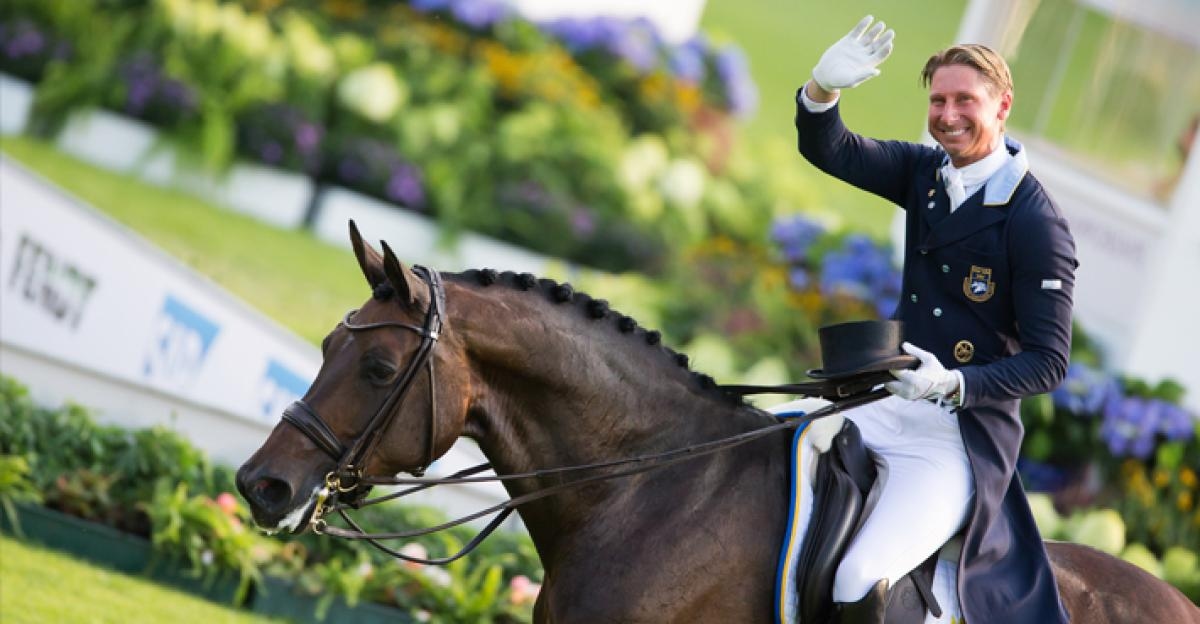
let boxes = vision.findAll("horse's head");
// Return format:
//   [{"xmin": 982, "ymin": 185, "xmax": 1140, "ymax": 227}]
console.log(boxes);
[{"xmin": 236, "ymin": 222, "xmax": 471, "ymax": 533}]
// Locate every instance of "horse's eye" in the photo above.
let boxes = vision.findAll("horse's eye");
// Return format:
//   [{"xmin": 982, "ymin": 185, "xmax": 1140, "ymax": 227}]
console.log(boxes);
[{"xmin": 363, "ymin": 359, "xmax": 397, "ymax": 384}]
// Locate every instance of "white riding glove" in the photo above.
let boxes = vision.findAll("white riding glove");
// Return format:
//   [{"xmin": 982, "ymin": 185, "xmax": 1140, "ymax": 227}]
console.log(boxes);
[
  {"xmin": 811, "ymin": 15, "xmax": 895, "ymax": 91},
  {"xmin": 885, "ymin": 342, "xmax": 962, "ymax": 403}
]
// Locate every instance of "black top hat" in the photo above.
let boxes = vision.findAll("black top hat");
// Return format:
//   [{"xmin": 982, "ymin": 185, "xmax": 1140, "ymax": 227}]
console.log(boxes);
[{"xmin": 806, "ymin": 320, "xmax": 919, "ymax": 379}]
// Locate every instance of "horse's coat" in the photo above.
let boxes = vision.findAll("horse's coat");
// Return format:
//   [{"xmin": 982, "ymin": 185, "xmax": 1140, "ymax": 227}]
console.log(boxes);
[{"xmin": 237, "ymin": 225, "xmax": 1200, "ymax": 623}]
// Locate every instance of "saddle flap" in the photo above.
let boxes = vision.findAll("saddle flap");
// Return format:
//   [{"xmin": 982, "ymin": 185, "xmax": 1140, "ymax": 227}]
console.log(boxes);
[{"xmin": 794, "ymin": 420, "xmax": 942, "ymax": 623}]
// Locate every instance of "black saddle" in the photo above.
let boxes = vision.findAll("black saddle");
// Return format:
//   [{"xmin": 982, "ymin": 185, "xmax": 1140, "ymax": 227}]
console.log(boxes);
[{"xmin": 795, "ymin": 419, "xmax": 942, "ymax": 624}]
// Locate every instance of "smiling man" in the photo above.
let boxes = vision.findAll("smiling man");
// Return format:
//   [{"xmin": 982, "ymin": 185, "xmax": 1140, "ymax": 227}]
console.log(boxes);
[{"xmin": 793, "ymin": 16, "xmax": 1076, "ymax": 624}]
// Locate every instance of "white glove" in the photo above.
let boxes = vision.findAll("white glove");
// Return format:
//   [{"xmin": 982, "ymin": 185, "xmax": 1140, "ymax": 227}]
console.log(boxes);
[
  {"xmin": 885, "ymin": 342, "xmax": 961, "ymax": 402},
  {"xmin": 812, "ymin": 15, "xmax": 895, "ymax": 91}
]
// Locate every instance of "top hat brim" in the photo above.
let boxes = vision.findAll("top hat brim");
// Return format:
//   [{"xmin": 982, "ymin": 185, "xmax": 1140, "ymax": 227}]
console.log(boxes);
[{"xmin": 806, "ymin": 354, "xmax": 920, "ymax": 380}]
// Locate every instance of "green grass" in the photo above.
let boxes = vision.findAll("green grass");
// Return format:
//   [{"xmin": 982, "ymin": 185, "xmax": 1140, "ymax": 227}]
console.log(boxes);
[
  {"xmin": 0, "ymin": 535, "xmax": 283, "ymax": 624},
  {"xmin": 0, "ymin": 135, "xmax": 364, "ymax": 345},
  {"xmin": 702, "ymin": 0, "xmax": 967, "ymax": 236}
]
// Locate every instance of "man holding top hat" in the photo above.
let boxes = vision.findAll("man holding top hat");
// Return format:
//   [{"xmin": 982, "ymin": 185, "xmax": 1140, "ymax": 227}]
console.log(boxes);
[{"xmin": 794, "ymin": 16, "xmax": 1077, "ymax": 623}]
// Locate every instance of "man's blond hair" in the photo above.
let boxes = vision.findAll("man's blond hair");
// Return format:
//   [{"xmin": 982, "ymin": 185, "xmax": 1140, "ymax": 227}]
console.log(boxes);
[{"xmin": 921, "ymin": 44, "xmax": 1013, "ymax": 96}]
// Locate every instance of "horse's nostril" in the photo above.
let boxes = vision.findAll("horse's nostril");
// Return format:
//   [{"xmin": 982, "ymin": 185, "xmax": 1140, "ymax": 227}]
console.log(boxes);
[{"xmin": 250, "ymin": 477, "xmax": 292, "ymax": 514}]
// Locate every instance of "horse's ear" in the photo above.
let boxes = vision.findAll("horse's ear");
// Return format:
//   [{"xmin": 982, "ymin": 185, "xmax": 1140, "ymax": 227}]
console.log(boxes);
[
  {"xmin": 349, "ymin": 220, "xmax": 387, "ymax": 289},
  {"xmin": 379, "ymin": 240, "xmax": 419, "ymax": 306}
]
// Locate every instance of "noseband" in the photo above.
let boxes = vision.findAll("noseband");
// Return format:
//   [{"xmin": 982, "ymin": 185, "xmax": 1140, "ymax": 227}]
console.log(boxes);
[{"xmin": 281, "ymin": 265, "xmax": 446, "ymax": 526}]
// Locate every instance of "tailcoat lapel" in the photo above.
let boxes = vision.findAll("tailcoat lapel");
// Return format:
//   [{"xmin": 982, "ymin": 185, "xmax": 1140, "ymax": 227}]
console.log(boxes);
[{"xmin": 921, "ymin": 137, "xmax": 1029, "ymax": 251}]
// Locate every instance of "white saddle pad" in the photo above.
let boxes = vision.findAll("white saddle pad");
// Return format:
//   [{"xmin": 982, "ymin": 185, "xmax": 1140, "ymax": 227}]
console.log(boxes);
[{"xmin": 768, "ymin": 399, "xmax": 964, "ymax": 624}]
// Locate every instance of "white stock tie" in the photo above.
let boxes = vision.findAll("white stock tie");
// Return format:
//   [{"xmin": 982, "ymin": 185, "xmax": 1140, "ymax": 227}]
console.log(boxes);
[{"xmin": 942, "ymin": 165, "xmax": 966, "ymax": 212}]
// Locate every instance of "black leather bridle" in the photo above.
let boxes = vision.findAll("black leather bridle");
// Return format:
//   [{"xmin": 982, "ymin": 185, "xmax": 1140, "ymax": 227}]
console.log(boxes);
[{"xmin": 280, "ymin": 265, "xmax": 446, "ymax": 536}]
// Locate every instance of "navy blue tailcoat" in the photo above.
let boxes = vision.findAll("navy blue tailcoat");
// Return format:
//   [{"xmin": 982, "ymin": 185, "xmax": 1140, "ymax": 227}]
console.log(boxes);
[{"xmin": 795, "ymin": 94, "xmax": 1076, "ymax": 624}]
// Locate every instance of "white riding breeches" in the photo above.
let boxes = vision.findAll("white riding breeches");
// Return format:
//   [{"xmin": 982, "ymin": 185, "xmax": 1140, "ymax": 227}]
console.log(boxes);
[{"xmin": 832, "ymin": 395, "xmax": 975, "ymax": 603}]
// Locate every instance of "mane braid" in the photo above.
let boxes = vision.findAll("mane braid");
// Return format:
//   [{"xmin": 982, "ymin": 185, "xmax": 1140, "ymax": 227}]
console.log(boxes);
[{"xmin": 445, "ymin": 270, "xmax": 747, "ymax": 407}]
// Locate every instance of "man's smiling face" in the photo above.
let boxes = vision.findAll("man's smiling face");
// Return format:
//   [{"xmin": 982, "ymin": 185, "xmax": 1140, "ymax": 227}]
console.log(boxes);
[{"xmin": 927, "ymin": 64, "xmax": 1012, "ymax": 167}]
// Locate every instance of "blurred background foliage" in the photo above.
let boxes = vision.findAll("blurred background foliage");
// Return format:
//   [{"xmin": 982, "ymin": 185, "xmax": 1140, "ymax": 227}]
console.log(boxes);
[{"xmin": 1, "ymin": 0, "xmax": 1197, "ymax": 617}]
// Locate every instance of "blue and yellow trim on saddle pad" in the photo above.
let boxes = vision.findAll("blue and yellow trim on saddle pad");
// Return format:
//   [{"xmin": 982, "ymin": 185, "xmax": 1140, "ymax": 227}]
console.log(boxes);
[{"xmin": 773, "ymin": 413, "xmax": 813, "ymax": 624}]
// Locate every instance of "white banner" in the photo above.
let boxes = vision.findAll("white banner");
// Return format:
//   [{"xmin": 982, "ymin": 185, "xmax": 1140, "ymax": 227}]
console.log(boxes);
[
  {"xmin": 0, "ymin": 156, "xmax": 320, "ymax": 426},
  {"xmin": 0, "ymin": 156, "xmax": 509, "ymax": 518}
]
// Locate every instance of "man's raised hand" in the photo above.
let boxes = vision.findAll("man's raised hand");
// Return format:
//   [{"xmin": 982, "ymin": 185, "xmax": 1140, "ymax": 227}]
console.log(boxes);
[{"xmin": 812, "ymin": 15, "xmax": 895, "ymax": 92}]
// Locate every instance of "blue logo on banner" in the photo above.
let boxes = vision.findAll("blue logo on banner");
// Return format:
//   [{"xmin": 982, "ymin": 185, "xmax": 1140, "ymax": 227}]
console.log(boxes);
[
  {"xmin": 143, "ymin": 295, "xmax": 220, "ymax": 387},
  {"xmin": 259, "ymin": 359, "xmax": 312, "ymax": 421}
]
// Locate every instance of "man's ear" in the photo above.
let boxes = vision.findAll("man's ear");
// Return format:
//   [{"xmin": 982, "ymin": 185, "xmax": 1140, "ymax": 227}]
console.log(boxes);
[{"xmin": 997, "ymin": 90, "xmax": 1013, "ymax": 122}]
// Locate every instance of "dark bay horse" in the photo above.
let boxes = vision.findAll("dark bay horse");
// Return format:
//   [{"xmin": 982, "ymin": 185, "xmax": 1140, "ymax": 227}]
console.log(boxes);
[{"xmin": 237, "ymin": 224, "xmax": 1200, "ymax": 623}]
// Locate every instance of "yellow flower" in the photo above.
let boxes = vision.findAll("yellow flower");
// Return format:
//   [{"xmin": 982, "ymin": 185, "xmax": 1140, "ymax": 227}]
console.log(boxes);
[
  {"xmin": 674, "ymin": 82, "xmax": 702, "ymax": 115},
  {"xmin": 1181, "ymin": 467, "xmax": 1197, "ymax": 489},
  {"xmin": 1180, "ymin": 491, "xmax": 1194, "ymax": 512},
  {"xmin": 1154, "ymin": 468, "xmax": 1170, "ymax": 488},
  {"xmin": 322, "ymin": 0, "xmax": 367, "ymax": 20}
]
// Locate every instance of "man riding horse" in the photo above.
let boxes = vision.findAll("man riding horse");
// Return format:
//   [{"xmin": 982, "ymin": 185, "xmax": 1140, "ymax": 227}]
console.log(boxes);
[{"xmin": 795, "ymin": 16, "xmax": 1076, "ymax": 623}]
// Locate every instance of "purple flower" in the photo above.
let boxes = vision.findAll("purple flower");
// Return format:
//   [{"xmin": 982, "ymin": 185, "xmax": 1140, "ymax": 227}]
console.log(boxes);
[
  {"xmin": 605, "ymin": 18, "xmax": 660, "ymax": 72},
  {"xmin": 543, "ymin": 16, "xmax": 664, "ymax": 71},
  {"xmin": 1157, "ymin": 402, "xmax": 1197, "ymax": 442},
  {"xmin": 1101, "ymin": 395, "xmax": 1161, "ymax": 458},
  {"xmin": 770, "ymin": 215, "xmax": 825, "ymax": 262},
  {"xmin": 4, "ymin": 27, "xmax": 45, "ymax": 58},
  {"xmin": 294, "ymin": 123, "xmax": 322, "ymax": 153},
  {"xmin": 337, "ymin": 158, "xmax": 366, "ymax": 184},
  {"xmin": 325, "ymin": 137, "xmax": 428, "ymax": 209},
  {"xmin": 544, "ymin": 17, "xmax": 615, "ymax": 53},
  {"xmin": 818, "ymin": 234, "xmax": 901, "ymax": 316},
  {"xmin": 669, "ymin": 36, "xmax": 708, "ymax": 83},
  {"xmin": 788, "ymin": 267, "xmax": 811, "ymax": 290},
  {"xmin": 1051, "ymin": 363, "xmax": 1119, "ymax": 415},
  {"xmin": 570, "ymin": 208, "xmax": 596, "ymax": 237},
  {"xmin": 410, "ymin": 0, "xmax": 452, "ymax": 11},
  {"xmin": 236, "ymin": 103, "xmax": 325, "ymax": 173},
  {"xmin": 714, "ymin": 45, "xmax": 758, "ymax": 118},
  {"xmin": 449, "ymin": 0, "xmax": 511, "ymax": 30},
  {"xmin": 385, "ymin": 165, "xmax": 426, "ymax": 208},
  {"xmin": 115, "ymin": 54, "xmax": 198, "ymax": 124}
]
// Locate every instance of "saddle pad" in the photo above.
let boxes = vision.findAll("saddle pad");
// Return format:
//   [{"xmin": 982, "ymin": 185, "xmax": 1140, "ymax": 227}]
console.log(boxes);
[
  {"xmin": 772, "ymin": 411, "xmax": 818, "ymax": 624},
  {"xmin": 770, "ymin": 405, "xmax": 965, "ymax": 624}
]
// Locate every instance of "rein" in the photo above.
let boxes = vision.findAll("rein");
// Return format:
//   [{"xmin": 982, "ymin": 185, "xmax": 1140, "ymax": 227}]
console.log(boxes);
[
  {"xmin": 319, "ymin": 386, "xmax": 893, "ymax": 565},
  {"xmin": 281, "ymin": 265, "xmax": 898, "ymax": 566}
]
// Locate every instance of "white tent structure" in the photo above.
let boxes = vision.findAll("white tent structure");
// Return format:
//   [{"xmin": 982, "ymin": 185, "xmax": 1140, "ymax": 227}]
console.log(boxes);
[
  {"xmin": 953, "ymin": 0, "xmax": 1200, "ymax": 410},
  {"xmin": 509, "ymin": 0, "xmax": 706, "ymax": 44}
]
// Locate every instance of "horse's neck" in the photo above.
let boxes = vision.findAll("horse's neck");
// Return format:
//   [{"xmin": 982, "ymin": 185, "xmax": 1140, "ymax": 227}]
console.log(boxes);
[{"xmin": 450, "ymin": 282, "xmax": 777, "ymax": 554}]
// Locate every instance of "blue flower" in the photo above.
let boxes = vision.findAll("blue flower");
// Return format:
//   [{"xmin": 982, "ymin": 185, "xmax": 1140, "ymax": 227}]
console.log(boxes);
[
  {"xmin": 449, "ymin": 0, "xmax": 511, "ymax": 30},
  {"xmin": 543, "ymin": 18, "xmax": 606, "ymax": 52},
  {"xmin": 1157, "ymin": 401, "xmax": 1197, "ymax": 442},
  {"xmin": 817, "ymin": 234, "xmax": 901, "ymax": 317},
  {"xmin": 770, "ymin": 215, "xmax": 825, "ymax": 262},
  {"xmin": 714, "ymin": 45, "xmax": 758, "ymax": 118},
  {"xmin": 788, "ymin": 267, "xmax": 811, "ymax": 290},
  {"xmin": 604, "ymin": 18, "xmax": 660, "ymax": 72},
  {"xmin": 410, "ymin": 0, "xmax": 453, "ymax": 12},
  {"xmin": 668, "ymin": 36, "xmax": 707, "ymax": 83},
  {"xmin": 1018, "ymin": 458, "xmax": 1067, "ymax": 492},
  {"xmin": 1051, "ymin": 363, "xmax": 1119, "ymax": 415},
  {"xmin": 1101, "ymin": 395, "xmax": 1161, "ymax": 458}
]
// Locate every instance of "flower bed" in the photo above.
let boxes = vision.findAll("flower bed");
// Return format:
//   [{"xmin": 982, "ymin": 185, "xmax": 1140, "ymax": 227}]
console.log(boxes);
[
  {"xmin": 4, "ymin": 0, "xmax": 770, "ymax": 273},
  {"xmin": 0, "ymin": 376, "xmax": 542, "ymax": 622}
]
